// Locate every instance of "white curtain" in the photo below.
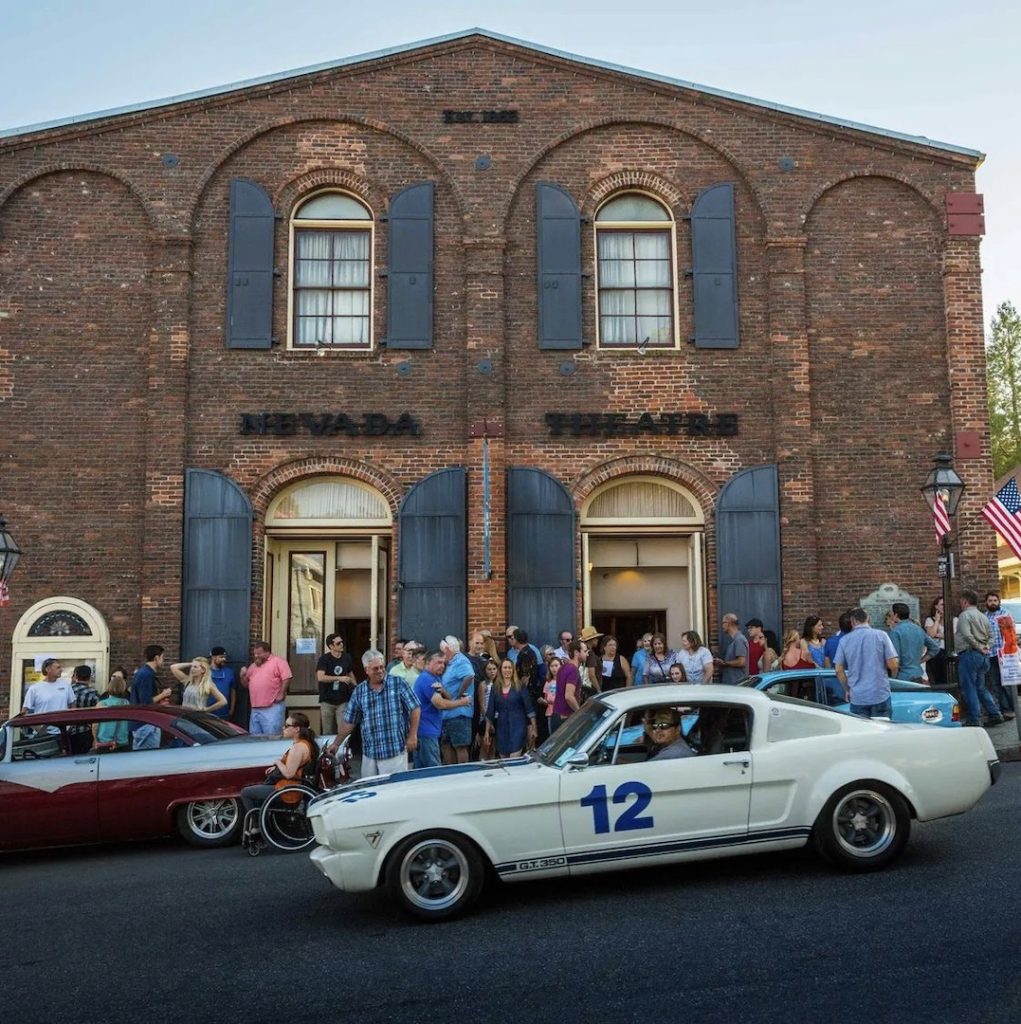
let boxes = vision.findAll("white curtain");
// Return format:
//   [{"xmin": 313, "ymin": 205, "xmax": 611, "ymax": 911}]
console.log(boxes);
[
  {"xmin": 295, "ymin": 230, "xmax": 370, "ymax": 345},
  {"xmin": 598, "ymin": 230, "xmax": 673, "ymax": 345}
]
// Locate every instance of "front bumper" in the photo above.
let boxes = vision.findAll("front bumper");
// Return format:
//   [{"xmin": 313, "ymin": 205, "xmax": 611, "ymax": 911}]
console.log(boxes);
[
  {"xmin": 310, "ymin": 845, "xmax": 346, "ymax": 890},
  {"xmin": 309, "ymin": 842, "xmax": 379, "ymax": 893}
]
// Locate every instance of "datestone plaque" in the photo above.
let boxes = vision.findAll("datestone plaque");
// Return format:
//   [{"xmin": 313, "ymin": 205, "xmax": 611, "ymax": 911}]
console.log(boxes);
[{"xmin": 860, "ymin": 582, "xmax": 920, "ymax": 630}]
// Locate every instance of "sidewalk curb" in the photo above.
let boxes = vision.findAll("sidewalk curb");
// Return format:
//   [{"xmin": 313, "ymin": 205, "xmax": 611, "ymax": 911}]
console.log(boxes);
[{"xmin": 995, "ymin": 743, "xmax": 1021, "ymax": 762}]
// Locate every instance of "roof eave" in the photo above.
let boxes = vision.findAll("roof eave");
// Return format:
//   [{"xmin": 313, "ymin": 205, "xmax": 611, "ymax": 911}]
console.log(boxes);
[{"xmin": 0, "ymin": 27, "xmax": 985, "ymax": 163}]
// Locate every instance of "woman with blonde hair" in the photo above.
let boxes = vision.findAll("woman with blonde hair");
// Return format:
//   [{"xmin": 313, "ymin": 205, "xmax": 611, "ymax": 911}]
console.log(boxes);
[
  {"xmin": 480, "ymin": 629, "xmax": 500, "ymax": 665},
  {"xmin": 170, "ymin": 656, "xmax": 227, "ymax": 713},
  {"xmin": 93, "ymin": 673, "xmax": 131, "ymax": 751},
  {"xmin": 779, "ymin": 630, "xmax": 816, "ymax": 670},
  {"xmin": 485, "ymin": 658, "xmax": 537, "ymax": 757}
]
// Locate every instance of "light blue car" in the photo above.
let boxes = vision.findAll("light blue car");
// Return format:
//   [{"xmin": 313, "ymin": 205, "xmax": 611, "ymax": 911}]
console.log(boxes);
[{"xmin": 740, "ymin": 669, "xmax": 960, "ymax": 727}]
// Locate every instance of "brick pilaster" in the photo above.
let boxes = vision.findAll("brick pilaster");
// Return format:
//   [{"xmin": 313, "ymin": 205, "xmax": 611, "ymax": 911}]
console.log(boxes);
[
  {"xmin": 944, "ymin": 236, "xmax": 997, "ymax": 586},
  {"xmin": 767, "ymin": 234, "xmax": 819, "ymax": 621},
  {"xmin": 140, "ymin": 236, "xmax": 192, "ymax": 656}
]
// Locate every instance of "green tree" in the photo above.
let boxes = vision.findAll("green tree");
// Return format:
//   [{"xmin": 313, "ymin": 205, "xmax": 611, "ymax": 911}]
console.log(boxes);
[{"xmin": 987, "ymin": 301, "xmax": 1021, "ymax": 478}]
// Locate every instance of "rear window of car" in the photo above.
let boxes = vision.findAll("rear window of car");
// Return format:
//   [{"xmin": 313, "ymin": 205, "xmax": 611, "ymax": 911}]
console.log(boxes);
[{"xmin": 763, "ymin": 692, "xmax": 842, "ymax": 741}]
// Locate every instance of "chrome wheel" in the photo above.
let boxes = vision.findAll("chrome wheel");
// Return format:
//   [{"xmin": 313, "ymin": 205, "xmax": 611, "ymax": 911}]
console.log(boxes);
[
  {"xmin": 832, "ymin": 789, "xmax": 896, "ymax": 858},
  {"xmin": 399, "ymin": 838, "xmax": 470, "ymax": 912},
  {"xmin": 181, "ymin": 798, "xmax": 240, "ymax": 845}
]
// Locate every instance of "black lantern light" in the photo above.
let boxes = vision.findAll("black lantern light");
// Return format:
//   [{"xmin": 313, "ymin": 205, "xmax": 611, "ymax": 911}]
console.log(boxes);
[{"xmin": 920, "ymin": 452, "xmax": 966, "ymax": 517}]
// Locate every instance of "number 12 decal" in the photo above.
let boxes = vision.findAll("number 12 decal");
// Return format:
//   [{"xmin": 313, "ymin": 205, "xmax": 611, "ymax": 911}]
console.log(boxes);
[{"xmin": 580, "ymin": 781, "xmax": 654, "ymax": 834}]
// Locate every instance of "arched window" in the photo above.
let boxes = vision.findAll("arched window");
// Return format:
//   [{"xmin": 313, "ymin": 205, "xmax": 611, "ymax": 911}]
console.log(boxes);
[
  {"xmin": 594, "ymin": 193, "xmax": 676, "ymax": 350},
  {"xmin": 266, "ymin": 476, "xmax": 392, "ymax": 530},
  {"xmin": 289, "ymin": 191, "xmax": 373, "ymax": 349}
]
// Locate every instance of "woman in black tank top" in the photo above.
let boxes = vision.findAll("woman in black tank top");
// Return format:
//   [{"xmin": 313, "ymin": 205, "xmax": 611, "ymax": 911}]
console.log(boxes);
[{"xmin": 599, "ymin": 635, "xmax": 633, "ymax": 691}]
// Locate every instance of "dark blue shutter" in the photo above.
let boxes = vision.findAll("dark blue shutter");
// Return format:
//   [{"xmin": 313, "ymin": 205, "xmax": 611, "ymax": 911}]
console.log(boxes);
[
  {"xmin": 536, "ymin": 182, "xmax": 583, "ymax": 350},
  {"xmin": 181, "ymin": 469, "xmax": 253, "ymax": 666},
  {"xmin": 507, "ymin": 468, "xmax": 576, "ymax": 647},
  {"xmin": 691, "ymin": 182, "xmax": 739, "ymax": 349},
  {"xmin": 225, "ymin": 179, "xmax": 275, "ymax": 349},
  {"xmin": 715, "ymin": 464, "xmax": 781, "ymax": 639},
  {"xmin": 398, "ymin": 468, "xmax": 466, "ymax": 647},
  {"xmin": 386, "ymin": 181, "xmax": 434, "ymax": 349}
]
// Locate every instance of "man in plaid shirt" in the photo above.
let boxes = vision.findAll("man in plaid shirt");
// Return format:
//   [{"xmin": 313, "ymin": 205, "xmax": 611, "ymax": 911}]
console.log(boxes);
[
  {"xmin": 984, "ymin": 591, "xmax": 1017, "ymax": 719},
  {"xmin": 69, "ymin": 665, "xmax": 101, "ymax": 754},
  {"xmin": 328, "ymin": 650, "xmax": 420, "ymax": 777}
]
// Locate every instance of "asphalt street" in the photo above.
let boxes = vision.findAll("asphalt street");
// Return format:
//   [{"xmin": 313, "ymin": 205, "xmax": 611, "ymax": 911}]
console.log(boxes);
[{"xmin": 5, "ymin": 766, "xmax": 1021, "ymax": 1024}]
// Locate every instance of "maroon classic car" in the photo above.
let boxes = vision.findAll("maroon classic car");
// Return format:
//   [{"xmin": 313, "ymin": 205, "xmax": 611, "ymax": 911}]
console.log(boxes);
[{"xmin": 0, "ymin": 705, "xmax": 300, "ymax": 851}]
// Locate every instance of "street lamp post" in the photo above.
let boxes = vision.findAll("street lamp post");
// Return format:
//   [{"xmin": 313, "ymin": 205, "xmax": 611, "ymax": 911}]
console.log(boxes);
[
  {"xmin": 0, "ymin": 514, "xmax": 21, "ymax": 607},
  {"xmin": 920, "ymin": 453, "xmax": 965, "ymax": 691}
]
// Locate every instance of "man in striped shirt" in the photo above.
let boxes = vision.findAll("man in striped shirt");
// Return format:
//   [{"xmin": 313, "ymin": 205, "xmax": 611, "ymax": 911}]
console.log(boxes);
[{"xmin": 328, "ymin": 649, "xmax": 420, "ymax": 778}]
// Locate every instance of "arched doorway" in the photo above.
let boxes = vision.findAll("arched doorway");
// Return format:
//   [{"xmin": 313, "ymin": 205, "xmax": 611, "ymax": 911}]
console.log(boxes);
[
  {"xmin": 9, "ymin": 597, "xmax": 110, "ymax": 715},
  {"xmin": 581, "ymin": 476, "xmax": 705, "ymax": 652},
  {"xmin": 263, "ymin": 476, "xmax": 392, "ymax": 720}
]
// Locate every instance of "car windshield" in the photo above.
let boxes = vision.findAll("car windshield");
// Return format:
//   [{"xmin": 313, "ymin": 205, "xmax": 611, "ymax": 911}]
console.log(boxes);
[
  {"xmin": 533, "ymin": 701, "xmax": 616, "ymax": 768},
  {"xmin": 737, "ymin": 675, "xmax": 761, "ymax": 688},
  {"xmin": 168, "ymin": 712, "xmax": 238, "ymax": 745}
]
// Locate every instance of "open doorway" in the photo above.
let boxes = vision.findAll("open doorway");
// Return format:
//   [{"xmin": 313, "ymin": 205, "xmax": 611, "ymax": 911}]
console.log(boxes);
[
  {"xmin": 263, "ymin": 476, "xmax": 393, "ymax": 727},
  {"xmin": 592, "ymin": 611, "xmax": 665, "ymax": 659},
  {"xmin": 581, "ymin": 476, "xmax": 705, "ymax": 653}
]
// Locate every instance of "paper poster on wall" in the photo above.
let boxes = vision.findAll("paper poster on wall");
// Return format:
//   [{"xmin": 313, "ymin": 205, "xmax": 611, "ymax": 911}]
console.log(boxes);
[
  {"xmin": 294, "ymin": 637, "xmax": 317, "ymax": 655},
  {"xmin": 995, "ymin": 615, "xmax": 1021, "ymax": 687}
]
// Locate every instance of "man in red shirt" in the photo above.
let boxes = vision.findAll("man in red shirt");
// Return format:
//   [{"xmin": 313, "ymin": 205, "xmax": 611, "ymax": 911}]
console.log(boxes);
[
  {"xmin": 240, "ymin": 641, "xmax": 292, "ymax": 735},
  {"xmin": 746, "ymin": 619, "xmax": 766, "ymax": 676}
]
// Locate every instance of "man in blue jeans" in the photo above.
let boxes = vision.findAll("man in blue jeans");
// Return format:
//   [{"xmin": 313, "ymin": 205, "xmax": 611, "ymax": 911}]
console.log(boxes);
[
  {"xmin": 956, "ymin": 590, "xmax": 1005, "ymax": 727},
  {"xmin": 834, "ymin": 607, "xmax": 899, "ymax": 718},
  {"xmin": 412, "ymin": 650, "xmax": 473, "ymax": 769}
]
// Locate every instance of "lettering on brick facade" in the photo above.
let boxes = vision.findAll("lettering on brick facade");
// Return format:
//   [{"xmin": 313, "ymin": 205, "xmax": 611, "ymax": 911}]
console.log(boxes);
[
  {"xmin": 545, "ymin": 412, "xmax": 739, "ymax": 438},
  {"xmin": 239, "ymin": 412, "xmax": 422, "ymax": 437}
]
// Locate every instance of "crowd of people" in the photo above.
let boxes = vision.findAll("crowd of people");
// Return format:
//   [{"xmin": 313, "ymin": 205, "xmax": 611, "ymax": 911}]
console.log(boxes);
[{"xmin": 19, "ymin": 588, "xmax": 1019, "ymax": 767}]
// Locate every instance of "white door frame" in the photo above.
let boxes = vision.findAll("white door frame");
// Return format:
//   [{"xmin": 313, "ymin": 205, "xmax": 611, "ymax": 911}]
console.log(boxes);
[{"xmin": 9, "ymin": 597, "xmax": 110, "ymax": 715}]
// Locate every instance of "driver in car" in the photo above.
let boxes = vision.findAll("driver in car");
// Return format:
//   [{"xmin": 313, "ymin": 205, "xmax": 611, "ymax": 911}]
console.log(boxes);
[{"xmin": 643, "ymin": 708, "xmax": 695, "ymax": 760}]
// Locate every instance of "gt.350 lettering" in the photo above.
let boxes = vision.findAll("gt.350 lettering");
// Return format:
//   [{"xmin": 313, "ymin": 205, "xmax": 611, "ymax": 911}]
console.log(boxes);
[
  {"xmin": 516, "ymin": 856, "xmax": 568, "ymax": 872},
  {"xmin": 580, "ymin": 781, "xmax": 655, "ymax": 834}
]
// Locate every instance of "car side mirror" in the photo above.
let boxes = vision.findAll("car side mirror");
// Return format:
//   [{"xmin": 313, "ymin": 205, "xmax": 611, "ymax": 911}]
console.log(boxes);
[{"xmin": 566, "ymin": 751, "xmax": 591, "ymax": 769}]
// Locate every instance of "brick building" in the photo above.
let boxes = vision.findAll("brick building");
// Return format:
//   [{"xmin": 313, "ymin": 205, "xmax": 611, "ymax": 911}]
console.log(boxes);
[{"xmin": 0, "ymin": 29, "xmax": 994, "ymax": 717}]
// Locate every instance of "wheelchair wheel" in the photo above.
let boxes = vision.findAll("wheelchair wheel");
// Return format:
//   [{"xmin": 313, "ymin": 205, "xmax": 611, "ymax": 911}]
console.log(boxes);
[{"xmin": 258, "ymin": 784, "xmax": 318, "ymax": 852}]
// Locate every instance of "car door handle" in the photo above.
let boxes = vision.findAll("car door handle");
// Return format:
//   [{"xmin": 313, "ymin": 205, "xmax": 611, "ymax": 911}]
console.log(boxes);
[
  {"xmin": 723, "ymin": 758, "xmax": 750, "ymax": 768},
  {"xmin": 74, "ymin": 757, "xmax": 97, "ymax": 765}
]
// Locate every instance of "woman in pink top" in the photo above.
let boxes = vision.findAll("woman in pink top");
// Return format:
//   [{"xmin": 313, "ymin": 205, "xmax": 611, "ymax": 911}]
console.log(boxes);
[{"xmin": 541, "ymin": 656, "xmax": 562, "ymax": 725}]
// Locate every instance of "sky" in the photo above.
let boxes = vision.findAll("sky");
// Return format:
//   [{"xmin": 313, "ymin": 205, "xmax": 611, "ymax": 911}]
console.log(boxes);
[{"xmin": 1, "ymin": 0, "xmax": 1018, "ymax": 324}]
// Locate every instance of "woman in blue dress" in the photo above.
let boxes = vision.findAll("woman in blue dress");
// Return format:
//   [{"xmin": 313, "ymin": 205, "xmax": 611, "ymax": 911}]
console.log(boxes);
[{"xmin": 485, "ymin": 658, "xmax": 537, "ymax": 757}]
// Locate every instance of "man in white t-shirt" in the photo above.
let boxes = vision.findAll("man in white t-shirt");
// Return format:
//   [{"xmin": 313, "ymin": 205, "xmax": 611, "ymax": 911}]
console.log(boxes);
[{"xmin": 22, "ymin": 658, "xmax": 74, "ymax": 715}]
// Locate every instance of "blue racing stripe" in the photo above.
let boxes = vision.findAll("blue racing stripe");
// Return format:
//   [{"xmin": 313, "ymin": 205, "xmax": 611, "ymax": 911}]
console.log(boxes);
[{"xmin": 494, "ymin": 826, "xmax": 811, "ymax": 875}]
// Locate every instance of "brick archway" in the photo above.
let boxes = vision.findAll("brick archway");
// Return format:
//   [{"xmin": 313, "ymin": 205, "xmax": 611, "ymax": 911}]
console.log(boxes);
[
  {"xmin": 249, "ymin": 456, "xmax": 403, "ymax": 518},
  {"xmin": 571, "ymin": 454, "xmax": 718, "ymax": 515}
]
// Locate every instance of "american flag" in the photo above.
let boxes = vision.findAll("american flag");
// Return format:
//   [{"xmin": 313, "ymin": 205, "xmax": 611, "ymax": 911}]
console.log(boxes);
[
  {"xmin": 982, "ymin": 478, "xmax": 1021, "ymax": 559},
  {"xmin": 932, "ymin": 492, "xmax": 951, "ymax": 546}
]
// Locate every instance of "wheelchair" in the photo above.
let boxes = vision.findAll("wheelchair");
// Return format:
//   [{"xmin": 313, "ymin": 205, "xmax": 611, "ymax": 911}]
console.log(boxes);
[{"xmin": 242, "ymin": 739, "xmax": 351, "ymax": 856}]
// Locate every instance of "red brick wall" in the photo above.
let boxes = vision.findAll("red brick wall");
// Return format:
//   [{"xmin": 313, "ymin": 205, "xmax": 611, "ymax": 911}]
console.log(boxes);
[
  {"xmin": 0, "ymin": 172, "xmax": 150, "ymax": 682},
  {"xmin": 0, "ymin": 35, "xmax": 991, "ymax": 701}
]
